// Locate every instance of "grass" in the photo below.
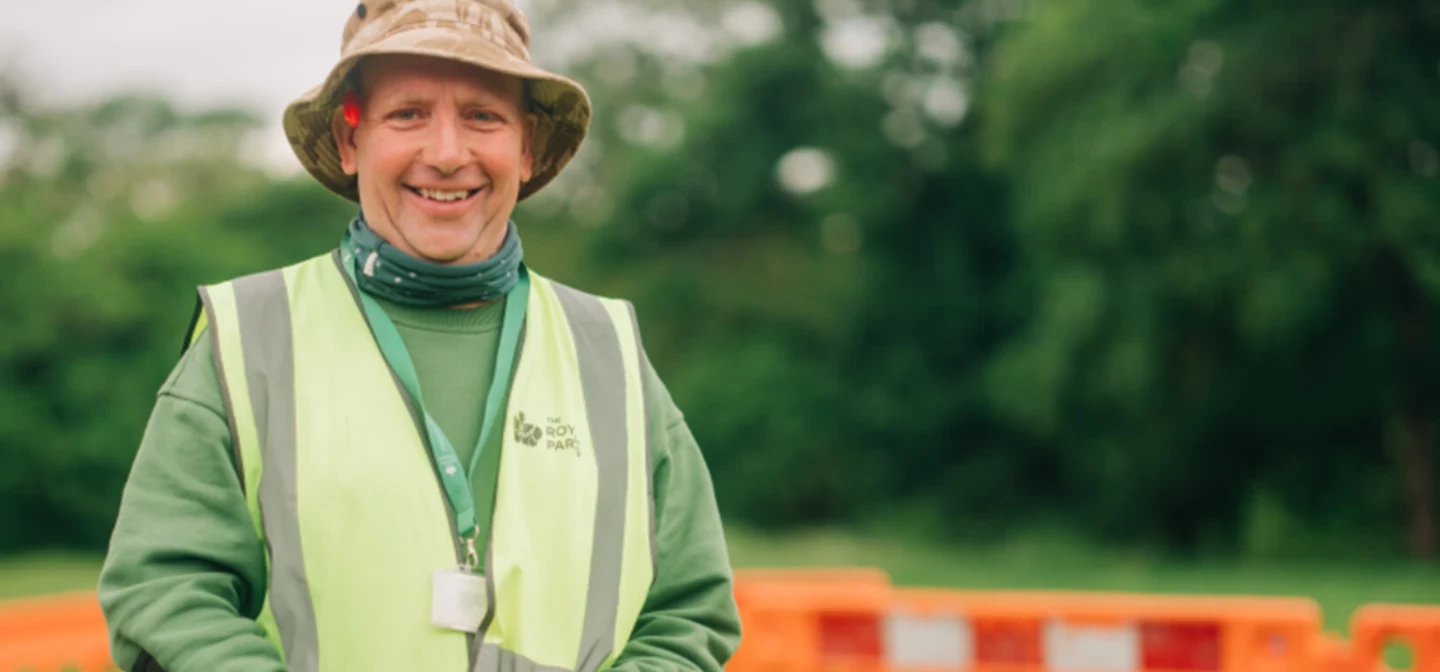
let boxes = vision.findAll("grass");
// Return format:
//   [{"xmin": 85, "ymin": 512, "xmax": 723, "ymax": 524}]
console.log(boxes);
[
  {"xmin": 3, "ymin": 527, "xmax": 1437, "ymax": 633},
  {"xmin": 0, "ymin": 552, "xmax": 102, "ymax": 601}
]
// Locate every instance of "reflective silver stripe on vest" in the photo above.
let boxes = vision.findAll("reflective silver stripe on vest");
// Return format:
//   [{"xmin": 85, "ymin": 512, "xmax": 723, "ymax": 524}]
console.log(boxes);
[
  {"xmin": 551, "ymin": 284, "xmax": 629, "ymax": 672},
  {"xmin": 474, "ymin": 642, "xmax": 574, "ymax": 672},
  {"xmin": 196, "ymin": 288, "xmax": 250, "ymax": 498},
  {"xmin": 231, "ymin": 270, "xmax": 320, "ymax": 672}
]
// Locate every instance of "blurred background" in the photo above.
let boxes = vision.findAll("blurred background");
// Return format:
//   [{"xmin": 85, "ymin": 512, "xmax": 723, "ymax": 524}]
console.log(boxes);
[{"xmin": 1, "ymin": 0, "xmax": 1438, "ymax": 633}]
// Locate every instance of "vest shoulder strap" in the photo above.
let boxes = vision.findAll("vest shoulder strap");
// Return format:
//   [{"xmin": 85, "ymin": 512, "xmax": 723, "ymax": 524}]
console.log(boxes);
[
  {"xmin": 531, "ymin": 274, "xmax": 645, "ymax": 349},
  {"xmin": 193, "ymin": 253, "xmax": 333, "ymax": 523}
]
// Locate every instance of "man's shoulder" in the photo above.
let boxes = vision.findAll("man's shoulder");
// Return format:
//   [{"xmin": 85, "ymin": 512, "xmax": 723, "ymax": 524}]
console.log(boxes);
[
  {"xmin": 528, "ymin": 269, "xmax": 653, "ymax": 353},
  {"xmin": 184, "ymin": 249, "xmax": 340, "ymax": 355},
  {"xmin": 530, "ymin": 271, "xmax": 630, "ymax": 304},
  {"xmin": 201, "ymin": 250, "xmax": 340, "ymax": 291},
  {"xmin": 530, "ymin": 271, "xmax": 641, "ymax": 320}
]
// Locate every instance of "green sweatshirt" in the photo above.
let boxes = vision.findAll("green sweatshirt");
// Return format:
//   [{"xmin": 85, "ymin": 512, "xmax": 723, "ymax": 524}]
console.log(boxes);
[{"xmin": 97, "ymin": 283, "xmax": 741, "ymax": 671}]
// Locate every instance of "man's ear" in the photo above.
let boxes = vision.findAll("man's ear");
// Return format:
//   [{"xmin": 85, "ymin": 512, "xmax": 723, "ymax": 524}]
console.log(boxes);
[
  {"xmin": 333, "ymin": 107, "xmax": 360, "ymax": 176},
  {"xmin": 520, "ymin": 112, "xmax": 539, "ymax": 183}
]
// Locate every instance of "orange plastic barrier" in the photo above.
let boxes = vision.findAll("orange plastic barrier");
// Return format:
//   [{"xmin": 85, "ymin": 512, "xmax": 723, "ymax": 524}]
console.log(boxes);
[
  {"xmin": 1350, "ymin": 604, "xmax": 1440, "ymax": 672},
  {"xmin": 729, "ymin": 568, "xmax": 1359, "ymax": 672},
  {"xmin": 730, "ymin": 567, "xmax": 895, "ymax": 672},
  {"xmin": 887, "ymin": 589, "xmax": 1323, "ymax": 672},
  {"xmin": 0, "ymin": 591, "xmax": 114, "ymax": 672},
  {"xmin": 0, "ymin": 570, "xmax": 1433, "ymax": 672},
  {"xmin": 1314, "ymin": 632, "xmax": 1357, "ymax": 672}
]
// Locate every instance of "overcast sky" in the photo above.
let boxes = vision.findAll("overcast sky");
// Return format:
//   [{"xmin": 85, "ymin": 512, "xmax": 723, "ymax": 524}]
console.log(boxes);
[
  {"xmin": 2, "ymin": 1, "xmax": 363, "ymax": 169},
  {"xmin": 5, "ymin": 1, "xmax": 359, "ymax": 108},
  {"xmin": 2, "ymin": 0, "xmax": 925, "ymax": 174},
  {"xmin": 2, "ymin": 0, "xmax": 741, "ymax": 171}
]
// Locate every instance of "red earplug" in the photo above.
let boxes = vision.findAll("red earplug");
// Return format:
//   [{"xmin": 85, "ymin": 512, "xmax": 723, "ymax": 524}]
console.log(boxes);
[{"xmin": 342, "ymin": 91, "xmax": 361, "ymax": 128}]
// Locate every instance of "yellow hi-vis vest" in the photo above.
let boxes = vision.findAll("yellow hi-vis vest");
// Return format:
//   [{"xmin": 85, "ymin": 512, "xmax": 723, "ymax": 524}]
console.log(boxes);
[{"xmin": 190, "ymin": 251, "xmax": 656, "ymax": 672}]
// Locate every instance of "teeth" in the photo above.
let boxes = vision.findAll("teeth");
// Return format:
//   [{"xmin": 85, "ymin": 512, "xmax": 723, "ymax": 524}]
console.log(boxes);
[{"xmin": 417, "ymin": 188, "xmax": 470, "ymax": 202}]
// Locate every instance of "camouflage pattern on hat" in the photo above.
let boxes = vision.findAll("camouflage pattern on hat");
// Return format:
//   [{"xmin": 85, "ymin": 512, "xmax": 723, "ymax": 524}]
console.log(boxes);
[{"xmin": 283, "ymin": 0, "xmax": 591, "ymax": 202}]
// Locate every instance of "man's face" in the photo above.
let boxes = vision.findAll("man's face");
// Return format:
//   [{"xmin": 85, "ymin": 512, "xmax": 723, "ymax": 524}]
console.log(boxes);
[{"xmin": 334, "ymin": 54, "xmax": 535, "ymax": 265}]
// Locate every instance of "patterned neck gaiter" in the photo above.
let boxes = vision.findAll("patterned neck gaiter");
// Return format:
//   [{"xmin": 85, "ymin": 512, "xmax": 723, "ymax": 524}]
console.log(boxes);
[{"xmin": 341, "ymin": 213, "xmax": 524, "ymax": 308}]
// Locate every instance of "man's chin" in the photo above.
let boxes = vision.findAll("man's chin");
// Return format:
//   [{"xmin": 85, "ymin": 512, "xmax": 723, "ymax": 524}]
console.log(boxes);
[
  {"xmin": 394, "ymin": 215, "xmax": 507, "ymax": 265},
  {"xmin": 393, "ymin": 222, "xmax": 476, "ymax": 262},
  {"xmin": 411, "ymin": 246, "xmax": 476, "ymax": 265},
  {"xmin": 409, "ymin": 233, "xmax": 498, "ymax": 264}
]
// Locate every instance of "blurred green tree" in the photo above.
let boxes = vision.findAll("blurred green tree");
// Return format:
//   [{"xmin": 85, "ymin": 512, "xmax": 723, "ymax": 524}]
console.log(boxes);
[
  {"xmin": 0, "ymin": 76, "xmax": 350, "ymax": 550},
  {"xmin": 517, "ymin": 0, "xmax": 1041, "ymax": 537},
  {"xmin": 981, "ymin": 0, "xmax": 1440, "ymax": 556},
  {"xmin": 3, "ymin": 0, "xmax": 1437, "ymax": 559}
]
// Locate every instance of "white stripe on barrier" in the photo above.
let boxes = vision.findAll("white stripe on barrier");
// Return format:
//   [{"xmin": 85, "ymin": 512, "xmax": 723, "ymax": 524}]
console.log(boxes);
[
  {"xmin": 1044, "ymin": 619, "xmax": 1139, "ymax": 671},
  {"xmin": 885, "ymin": 611, "xmax": 972, "ymax": 667}
]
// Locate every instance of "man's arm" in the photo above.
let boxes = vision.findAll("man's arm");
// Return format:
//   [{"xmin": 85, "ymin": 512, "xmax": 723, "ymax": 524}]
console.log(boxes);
[
  {"xmin": 608, "ymin": 359, "xmax": 743, "ymax": 671},
  {"xmin": 97, "ymin": 332, "xmax": 284, "ymax": 672}
]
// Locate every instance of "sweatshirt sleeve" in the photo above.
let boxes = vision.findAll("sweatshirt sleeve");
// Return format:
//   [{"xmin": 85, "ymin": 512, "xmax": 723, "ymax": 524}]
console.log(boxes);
[
  {"xmin": 97, "ymin": 330, "xmax": 284, "ymax": 672},
  {"xmin": 607, "ymin": 356, "xmax": 743, "ymax": 671}
]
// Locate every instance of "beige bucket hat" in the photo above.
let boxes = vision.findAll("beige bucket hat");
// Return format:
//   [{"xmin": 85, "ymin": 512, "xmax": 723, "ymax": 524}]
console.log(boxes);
[{"xmin": 282, "ymin": 0, "xmax": 591, "ymax": 202}]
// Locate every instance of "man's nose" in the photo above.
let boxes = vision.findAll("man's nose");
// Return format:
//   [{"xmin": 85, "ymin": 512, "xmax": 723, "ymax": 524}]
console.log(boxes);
[{"xmin": 424, "ymin": 112, "xmax": 466, "ymax": 175}]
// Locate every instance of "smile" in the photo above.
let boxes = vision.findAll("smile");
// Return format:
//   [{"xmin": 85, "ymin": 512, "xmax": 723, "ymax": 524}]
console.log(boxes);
[{"xmin": 406, "ymin": 186, "xmax": 482, "ymax": 203}]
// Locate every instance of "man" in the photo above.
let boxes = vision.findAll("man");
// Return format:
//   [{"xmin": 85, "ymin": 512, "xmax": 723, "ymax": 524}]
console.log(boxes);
[{"xmin": 96, "ymin": 1, "xmax": 742, "ymax": 670}]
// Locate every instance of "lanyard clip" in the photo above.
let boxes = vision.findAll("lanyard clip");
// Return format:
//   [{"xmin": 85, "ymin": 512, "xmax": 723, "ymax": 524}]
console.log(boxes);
[{"xmin": 464, "ymin": 534, "xmax": 480, "ymax": 570}]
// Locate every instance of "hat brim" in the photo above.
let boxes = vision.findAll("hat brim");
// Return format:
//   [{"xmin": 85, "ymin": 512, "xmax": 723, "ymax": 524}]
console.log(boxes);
[{"xmin": 282, "ymin": 26, "xmax": 591, "ymax": 203}]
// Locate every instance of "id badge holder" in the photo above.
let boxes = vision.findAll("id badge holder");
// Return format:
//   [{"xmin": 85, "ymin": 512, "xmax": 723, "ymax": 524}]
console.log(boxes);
[
  {"xmin": 432, "ymin": 536, "xmax": 487, "ymax": 633},
  {"xmin": 432, "ymin": 565, "xmax": 488, "ymax": 632}
]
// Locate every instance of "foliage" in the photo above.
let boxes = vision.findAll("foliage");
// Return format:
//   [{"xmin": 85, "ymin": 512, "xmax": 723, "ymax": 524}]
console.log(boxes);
[
  {"xmin": 0, "ymin": 90, "xmax": 350, "ymax": 549},
  {"xmin": 0, "ymin": 0, "xmax": 1436, "ymax": 558},
  {"xmin": 979, "ymin": 0, "xmax": 1440, "ymax": 555}
]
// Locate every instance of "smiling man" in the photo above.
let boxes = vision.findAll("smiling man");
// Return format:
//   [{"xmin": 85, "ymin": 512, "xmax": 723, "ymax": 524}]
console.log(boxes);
[
  {"xmin": 95, "ymin": 1, "xmax": 742, "ymax": 671},
  {"xmin": 341, "ymin": 56, "xmax": 531, "ymax": 267}
]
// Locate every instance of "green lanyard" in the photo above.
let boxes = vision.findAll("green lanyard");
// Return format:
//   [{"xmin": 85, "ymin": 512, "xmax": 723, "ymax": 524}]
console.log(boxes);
[{"xmin": 343, "ymin": 257, "xmax": 529, "ymax": 569}]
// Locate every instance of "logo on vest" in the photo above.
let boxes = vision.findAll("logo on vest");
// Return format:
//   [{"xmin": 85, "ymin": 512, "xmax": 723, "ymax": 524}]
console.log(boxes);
[{"xmin": 512, "ymin": 412, "xmax": 582, "ymax": 457}]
